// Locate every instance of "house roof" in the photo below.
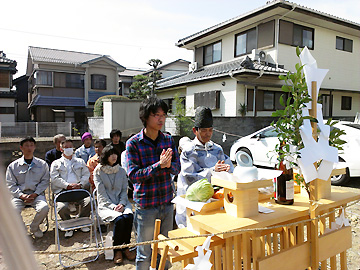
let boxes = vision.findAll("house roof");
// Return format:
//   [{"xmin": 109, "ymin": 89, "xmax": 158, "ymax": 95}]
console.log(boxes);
[
  {"xmin": 0, "ymin": 51, "xmax": 17, "ymax": 73},
  {"xmin": 142, "ymin": 59, "xmax": 191, "ymax": 75},
  {"xmin": 119, "ymin": 69, "xmax": 146, "ymax": 77},
  {"xmin": 176, "ymin": 0, "xmax": 360, "ymax": 47},
  {"xmin": 156, "ymin": 57, "xmax": 289, "ymax": 90},
  {"xmin": 28, "ymin": 46, "xmax": 125, "ymax": 69},
  {"xmin": 88, "ymin": 91, "xmax": 116, "ymax": 103},
  {"xmin": 28, "ymin": 95, "xmax": 85, "ymax": 108}
]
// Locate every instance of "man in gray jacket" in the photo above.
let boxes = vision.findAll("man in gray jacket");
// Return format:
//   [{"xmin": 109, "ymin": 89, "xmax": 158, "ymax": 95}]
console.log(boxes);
[
  {"xmin": 6, "ymin": 137, "xmax": 50, "ymax": 238},
  {"xmin": 50, "ymin": 139, "xmax": 91, "ymax": 238}
]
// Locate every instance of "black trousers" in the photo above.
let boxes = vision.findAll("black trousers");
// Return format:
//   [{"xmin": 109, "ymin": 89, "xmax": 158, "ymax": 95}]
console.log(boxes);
[{"xmin": 113, "ymin": 213, "xmax": 133, "ymax": 250}]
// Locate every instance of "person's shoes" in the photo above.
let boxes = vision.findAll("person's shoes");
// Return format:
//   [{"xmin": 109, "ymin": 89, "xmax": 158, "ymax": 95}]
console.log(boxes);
[
  {"xmin": 80, "ymin": 227, "xmax": 90, "ymax": 233},
  {"xmin": 122, "ymin": 248, "xmax": 136, "ymax": 261},
  {"xmin": 113, "ymin": 250, "xmax": 123, "ymax": 264},
  {"xmin": 64, "ymin": 230, "xmax": 74, "ymax": 238},
  {"xmin": 32, "ymin": 229, "xmax": 44, "ymax": 238}
]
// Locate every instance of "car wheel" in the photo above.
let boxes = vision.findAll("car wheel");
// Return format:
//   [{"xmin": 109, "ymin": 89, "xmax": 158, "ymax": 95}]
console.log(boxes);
[
  {"xmin": 237, "ymin": 148, "xmax": 253, "ymax": 164},
  {"xmin": 331, "ymin": 167, "xmax": 350, "ymax": 186}
]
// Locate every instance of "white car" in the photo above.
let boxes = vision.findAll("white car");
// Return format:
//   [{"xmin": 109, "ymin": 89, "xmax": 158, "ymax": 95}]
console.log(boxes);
[{"xmin": 229, "ymin": 121, "xmax": 360, "ymax": 185}]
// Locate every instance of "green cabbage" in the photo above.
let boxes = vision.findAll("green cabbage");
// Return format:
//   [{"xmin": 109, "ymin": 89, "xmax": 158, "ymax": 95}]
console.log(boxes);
[{"xmin": 185, "ymin": 178, "xmax": 214, "ymax": 202}]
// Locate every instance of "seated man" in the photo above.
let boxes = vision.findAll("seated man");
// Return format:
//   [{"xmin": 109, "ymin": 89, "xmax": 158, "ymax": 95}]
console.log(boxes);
[
  {"xmin": 75, "ymin": 132, "xmax": 95, "ymax": 163},
  {"xmin": 176, "ymin": 106, "xmax": 234, "ymax": 227},
  {"xmin": 6, "ymin": 136, "xmax": 50, "ymax": 238},
  {"xmin": 51, "ymin": 139, "xmax": 91, "ymax": 238},
  {"xmin": 45, "ymin": 134, "xmax": 66, "ymax": 167}
]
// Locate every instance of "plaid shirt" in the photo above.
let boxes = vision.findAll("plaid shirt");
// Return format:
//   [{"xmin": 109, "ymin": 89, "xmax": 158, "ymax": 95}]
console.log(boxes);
[{"xmin": 126, "ymin": 129, "xmax": 180, "ymax": 208}]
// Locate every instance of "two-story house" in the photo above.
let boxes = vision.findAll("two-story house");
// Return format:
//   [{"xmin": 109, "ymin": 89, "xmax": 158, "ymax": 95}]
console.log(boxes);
[
  {"xmin": 0, "ymin": 51, "xmax": 17, "ymax": 123},
  {"xmin": 119, "ymin": 59, "xmax": 190, "ymax": 98},
  {"xmin": 26, "ymin": 46, "xmax": 125, "ymax": 126},
  {"xmin": 156, "ymin": 0, "xmax": 360, "ymax": 120}
]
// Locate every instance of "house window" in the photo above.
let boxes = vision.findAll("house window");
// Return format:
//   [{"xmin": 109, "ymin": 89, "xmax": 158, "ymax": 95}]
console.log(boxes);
[
  {"xmin": 279, "ymin": 20, "xmax": 314, "ymax": 49},
  {"xmin": 204, "ymin": 41, "xmax": 222, "ymax": 65},
  {"xmin": 235, "ymin": 28, "xmax": 256, "ymax": 56},
  {"xmin": 35, "ymin": 71, "xmax": 53, "ymax": 86},
  {"xmin": 247, "ymin": 89, "xmax": 287, "ymax": 111},
  {"xmin": 0, "ymin": 107, "xmax": 15, "ymax": 114},
  {"xmin": 91, "ymin": 74, "xmax": 107, "ymax": 90},
  {"xmin": 341, "ymin": 96, "xmax": 352, "ymax": 110},
  {"xmin": 194, "ymin": 90, "xmax": 220, "ymax": 109},
  {"xmin": 0, "ymin": 70, "xmax": 10, "ymax": 88},
  {"xmin": 66, "ymin": 74, "xmax": 84, "ymax": 88},
  {"xmin": 336, "ymin": 36, "xmax": 353, "ymax": 52},
  {"xmin": 263, "ymin": 92, "xmax": 275, "ymax": 110}
]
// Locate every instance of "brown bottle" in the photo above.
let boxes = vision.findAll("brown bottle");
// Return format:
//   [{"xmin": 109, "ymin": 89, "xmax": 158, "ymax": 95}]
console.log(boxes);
[{"xmin": 275, "ymin": 162, "xmax": 294, "ymax": 205}]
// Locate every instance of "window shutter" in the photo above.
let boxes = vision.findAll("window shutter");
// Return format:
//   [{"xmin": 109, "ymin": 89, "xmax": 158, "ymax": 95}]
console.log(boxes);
[
  {"xmin": 279, "ymin": 20, "xmax": 293, "ymax": 45},
  {"xmin": 258, "ymin": 20, "xmax": 275, "ymax": 48}
]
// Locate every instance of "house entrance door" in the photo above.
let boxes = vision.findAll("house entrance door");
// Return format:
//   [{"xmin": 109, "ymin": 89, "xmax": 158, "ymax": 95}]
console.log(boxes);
[{"xmin": 321, "ymin": 94, "xmax": 331, "ymax": 117}]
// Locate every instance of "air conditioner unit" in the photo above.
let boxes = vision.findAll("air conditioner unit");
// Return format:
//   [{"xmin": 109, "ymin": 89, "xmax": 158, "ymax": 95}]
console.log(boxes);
[
  {"xmin": 189, "ymin": 62, "xmax": 198, "ymax": 72},
  {"xmin": 251, "ymin": 49, "xmax": 267, "ymax": 62}
]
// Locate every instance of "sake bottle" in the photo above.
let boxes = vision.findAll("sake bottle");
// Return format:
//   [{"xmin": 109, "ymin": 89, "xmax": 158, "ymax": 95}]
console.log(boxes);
[{"xmin": 275, "ymin": 161, "xmax": 294, "ymax": 205}]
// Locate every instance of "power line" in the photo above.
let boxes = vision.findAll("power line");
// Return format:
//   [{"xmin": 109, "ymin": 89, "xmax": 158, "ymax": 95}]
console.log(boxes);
[{"xmin": 0, "ymin": 27, "xmax": 179, "ymax": 50}]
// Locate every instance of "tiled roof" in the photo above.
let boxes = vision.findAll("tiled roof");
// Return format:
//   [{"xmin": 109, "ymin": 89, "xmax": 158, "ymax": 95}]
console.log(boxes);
[
  {"xmin": 156, "ymin": 57, "xmax": 288, "ymax": 89},
  {"xmin": 0, "ymin": 51, "xmax": 17, "ymax": 72},
  {"xmin": 28, "ymin": 95, "xmax": 85, "ymax": 108},
  {"xmin": 28, "ymin": 46, "xmax": 125, "ymax": 68},
  {"xmin": 177, "ymin": 0, "xmax": 360, "ymax": 46},
  {"xmin": 88, "ymin": 91, "xmax": 116, "ymax": 103}
]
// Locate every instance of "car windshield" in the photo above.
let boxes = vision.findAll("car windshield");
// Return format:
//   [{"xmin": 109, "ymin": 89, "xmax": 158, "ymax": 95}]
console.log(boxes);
[{"xmin": 262, "ymin": 127, "xmax": 277, "ymax": 137}]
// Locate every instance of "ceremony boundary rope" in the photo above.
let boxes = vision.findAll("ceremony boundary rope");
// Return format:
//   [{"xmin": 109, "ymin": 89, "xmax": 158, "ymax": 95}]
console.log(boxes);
[{"xmin": 34, "ymin": 198, "xmax": 360, "ymax": 255}]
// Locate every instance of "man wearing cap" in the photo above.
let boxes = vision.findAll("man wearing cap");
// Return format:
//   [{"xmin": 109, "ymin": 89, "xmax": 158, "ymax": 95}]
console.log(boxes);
[
  {"xmin": 75, "ymin": 132, "xmax": 96, "ymax": 163},
  {"xmin": 175, "ymin": 106, "xmax": 234, "ymax": 227}
]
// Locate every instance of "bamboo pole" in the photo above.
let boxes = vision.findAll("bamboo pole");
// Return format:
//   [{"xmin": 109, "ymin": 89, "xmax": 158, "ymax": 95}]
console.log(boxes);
[
  {"xmin": 150, "ymin": 219, "xmax": 161, "ymax": 269},
  {"xmin": 309, "ymin": 81, "xmax": 319, "ymax": 270}
]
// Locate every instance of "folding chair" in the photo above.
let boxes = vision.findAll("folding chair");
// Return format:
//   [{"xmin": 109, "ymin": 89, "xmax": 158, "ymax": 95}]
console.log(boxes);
[
  {"xmin": 54, "ymin": 189, "xmax": 100, "ymax": 268},
  {"xmin": 92, "ymin": 188, "xmax": 115, "ymax": 260}
]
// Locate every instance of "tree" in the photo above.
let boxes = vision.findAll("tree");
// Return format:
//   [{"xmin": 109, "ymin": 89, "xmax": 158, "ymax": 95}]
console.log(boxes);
[
  {"xmin": 172, "ymin": 93, "xmax": 193, "ymax": 136},
  {"xmin": 129, "ymin": 59, "xmax": 162, "ymax": 99}
]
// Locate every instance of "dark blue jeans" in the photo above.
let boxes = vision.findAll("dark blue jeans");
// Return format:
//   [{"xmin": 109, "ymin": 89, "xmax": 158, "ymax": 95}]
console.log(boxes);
[
  {"xmin": 113, "ymin": 213, "xmax": 133, "ymax": 250},
  {"xmin": 134, "ymin": 203, "xmax": 173, "ymax": 270}
]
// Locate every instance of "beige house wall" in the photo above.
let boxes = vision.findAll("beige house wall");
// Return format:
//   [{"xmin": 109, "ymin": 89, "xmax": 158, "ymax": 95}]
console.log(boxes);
[
  {"xmin": 186, "ymin": 78, "xmax": 238, "ymax": 117},
  {"xmin": 332, "ymin": 91, "xmax": 360, "ymax": 117},
  {"xmin": 87, "ymin": 66, "xmax": 119, "ymax": 93},
  {"xmin": 277, "ymin": 19, "xmax": 360, "ymax": 92}
]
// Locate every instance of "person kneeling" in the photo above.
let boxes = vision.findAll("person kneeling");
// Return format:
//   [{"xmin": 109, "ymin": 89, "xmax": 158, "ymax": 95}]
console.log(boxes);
[{"xmin": 93, "ymin": 145, "xmax": 135, "ymax": 264}]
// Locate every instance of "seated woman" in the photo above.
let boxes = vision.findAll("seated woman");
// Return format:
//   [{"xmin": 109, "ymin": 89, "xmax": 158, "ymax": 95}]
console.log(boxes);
[{"xmin": 93, "ymin": 145, "xmax": 135, "ymax": 264}]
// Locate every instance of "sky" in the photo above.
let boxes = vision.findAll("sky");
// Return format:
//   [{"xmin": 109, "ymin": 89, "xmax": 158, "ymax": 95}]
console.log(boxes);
[{"xmin": 2, "ymin": 0, "xmax": 359, "ymax": 78}]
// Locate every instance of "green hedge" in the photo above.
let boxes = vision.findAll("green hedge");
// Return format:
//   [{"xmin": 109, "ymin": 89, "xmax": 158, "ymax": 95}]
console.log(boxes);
[{"xmin": 93, "ymin": 95, "xmax": 129, "ymax": 117}]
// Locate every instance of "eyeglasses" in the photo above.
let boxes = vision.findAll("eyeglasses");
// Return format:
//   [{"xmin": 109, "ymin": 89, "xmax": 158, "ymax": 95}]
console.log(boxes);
[{"xmin": 150, "ymin": 113, "xmax": 167, "ymax": 119}]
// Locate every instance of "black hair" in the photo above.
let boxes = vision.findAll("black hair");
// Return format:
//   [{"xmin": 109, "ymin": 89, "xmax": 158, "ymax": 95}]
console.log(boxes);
[
  {"xmin": 60, "ymin": 139, "xmax": 73, "ymax": 148},
  {"xmin": 20, "ymin": 136, "xmax": 36, "ymax": 146},
  {"xmin": 110, "ymin": 129, "xmax": 122, "ymax": 139},
  {"xmin": 139, "ymin": 97, "xmax": 168, "ymax": 127},
  {"xmin": 100, "ymin": 145, "xmax": 120, "ymax": 166},
  {"xmin": 94, "ymin": 139, "xmax": 107, "ymax": 148}
]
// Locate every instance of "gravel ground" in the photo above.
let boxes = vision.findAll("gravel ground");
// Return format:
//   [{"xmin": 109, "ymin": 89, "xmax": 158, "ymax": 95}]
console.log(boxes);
[{"xmin": 1, "ymin": 181, "xmax": 360, "ymax": 270}]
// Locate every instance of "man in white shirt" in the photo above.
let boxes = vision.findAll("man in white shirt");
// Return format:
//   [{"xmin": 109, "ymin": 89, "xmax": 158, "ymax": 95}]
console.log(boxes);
[{"xmin": 50, "ymin": 139, "xmax": 91, "ymax": 238}]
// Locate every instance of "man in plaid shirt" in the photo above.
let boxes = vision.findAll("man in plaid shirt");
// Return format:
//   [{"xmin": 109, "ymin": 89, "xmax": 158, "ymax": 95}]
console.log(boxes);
[{"xmin": 126, "ymin": 97, "xmax": 180, "ymax": 270}]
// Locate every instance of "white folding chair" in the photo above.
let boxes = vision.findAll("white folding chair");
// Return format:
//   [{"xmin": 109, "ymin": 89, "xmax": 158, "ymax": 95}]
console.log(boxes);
[{"xmin": 54, "ymin": 189, "xmax": 100, "ymax": 268}]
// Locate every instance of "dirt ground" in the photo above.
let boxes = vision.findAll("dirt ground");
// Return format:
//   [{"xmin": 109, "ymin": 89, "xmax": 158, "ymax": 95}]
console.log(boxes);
[{"xmin": 1, "ymin": 184, "xmax": 360, "ymax": 270}]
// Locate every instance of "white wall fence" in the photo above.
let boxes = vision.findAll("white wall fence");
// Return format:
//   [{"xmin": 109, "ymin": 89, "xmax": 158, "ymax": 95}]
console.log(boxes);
[{"xmin": 0, "ymin": 122, "xmax": 73, "ymax": 138}]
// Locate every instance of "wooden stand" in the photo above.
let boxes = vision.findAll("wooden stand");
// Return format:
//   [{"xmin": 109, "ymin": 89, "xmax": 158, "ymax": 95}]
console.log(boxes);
[{"xmin": 211, "ymin": 177, "xmax": 273, "ymax": 218}]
